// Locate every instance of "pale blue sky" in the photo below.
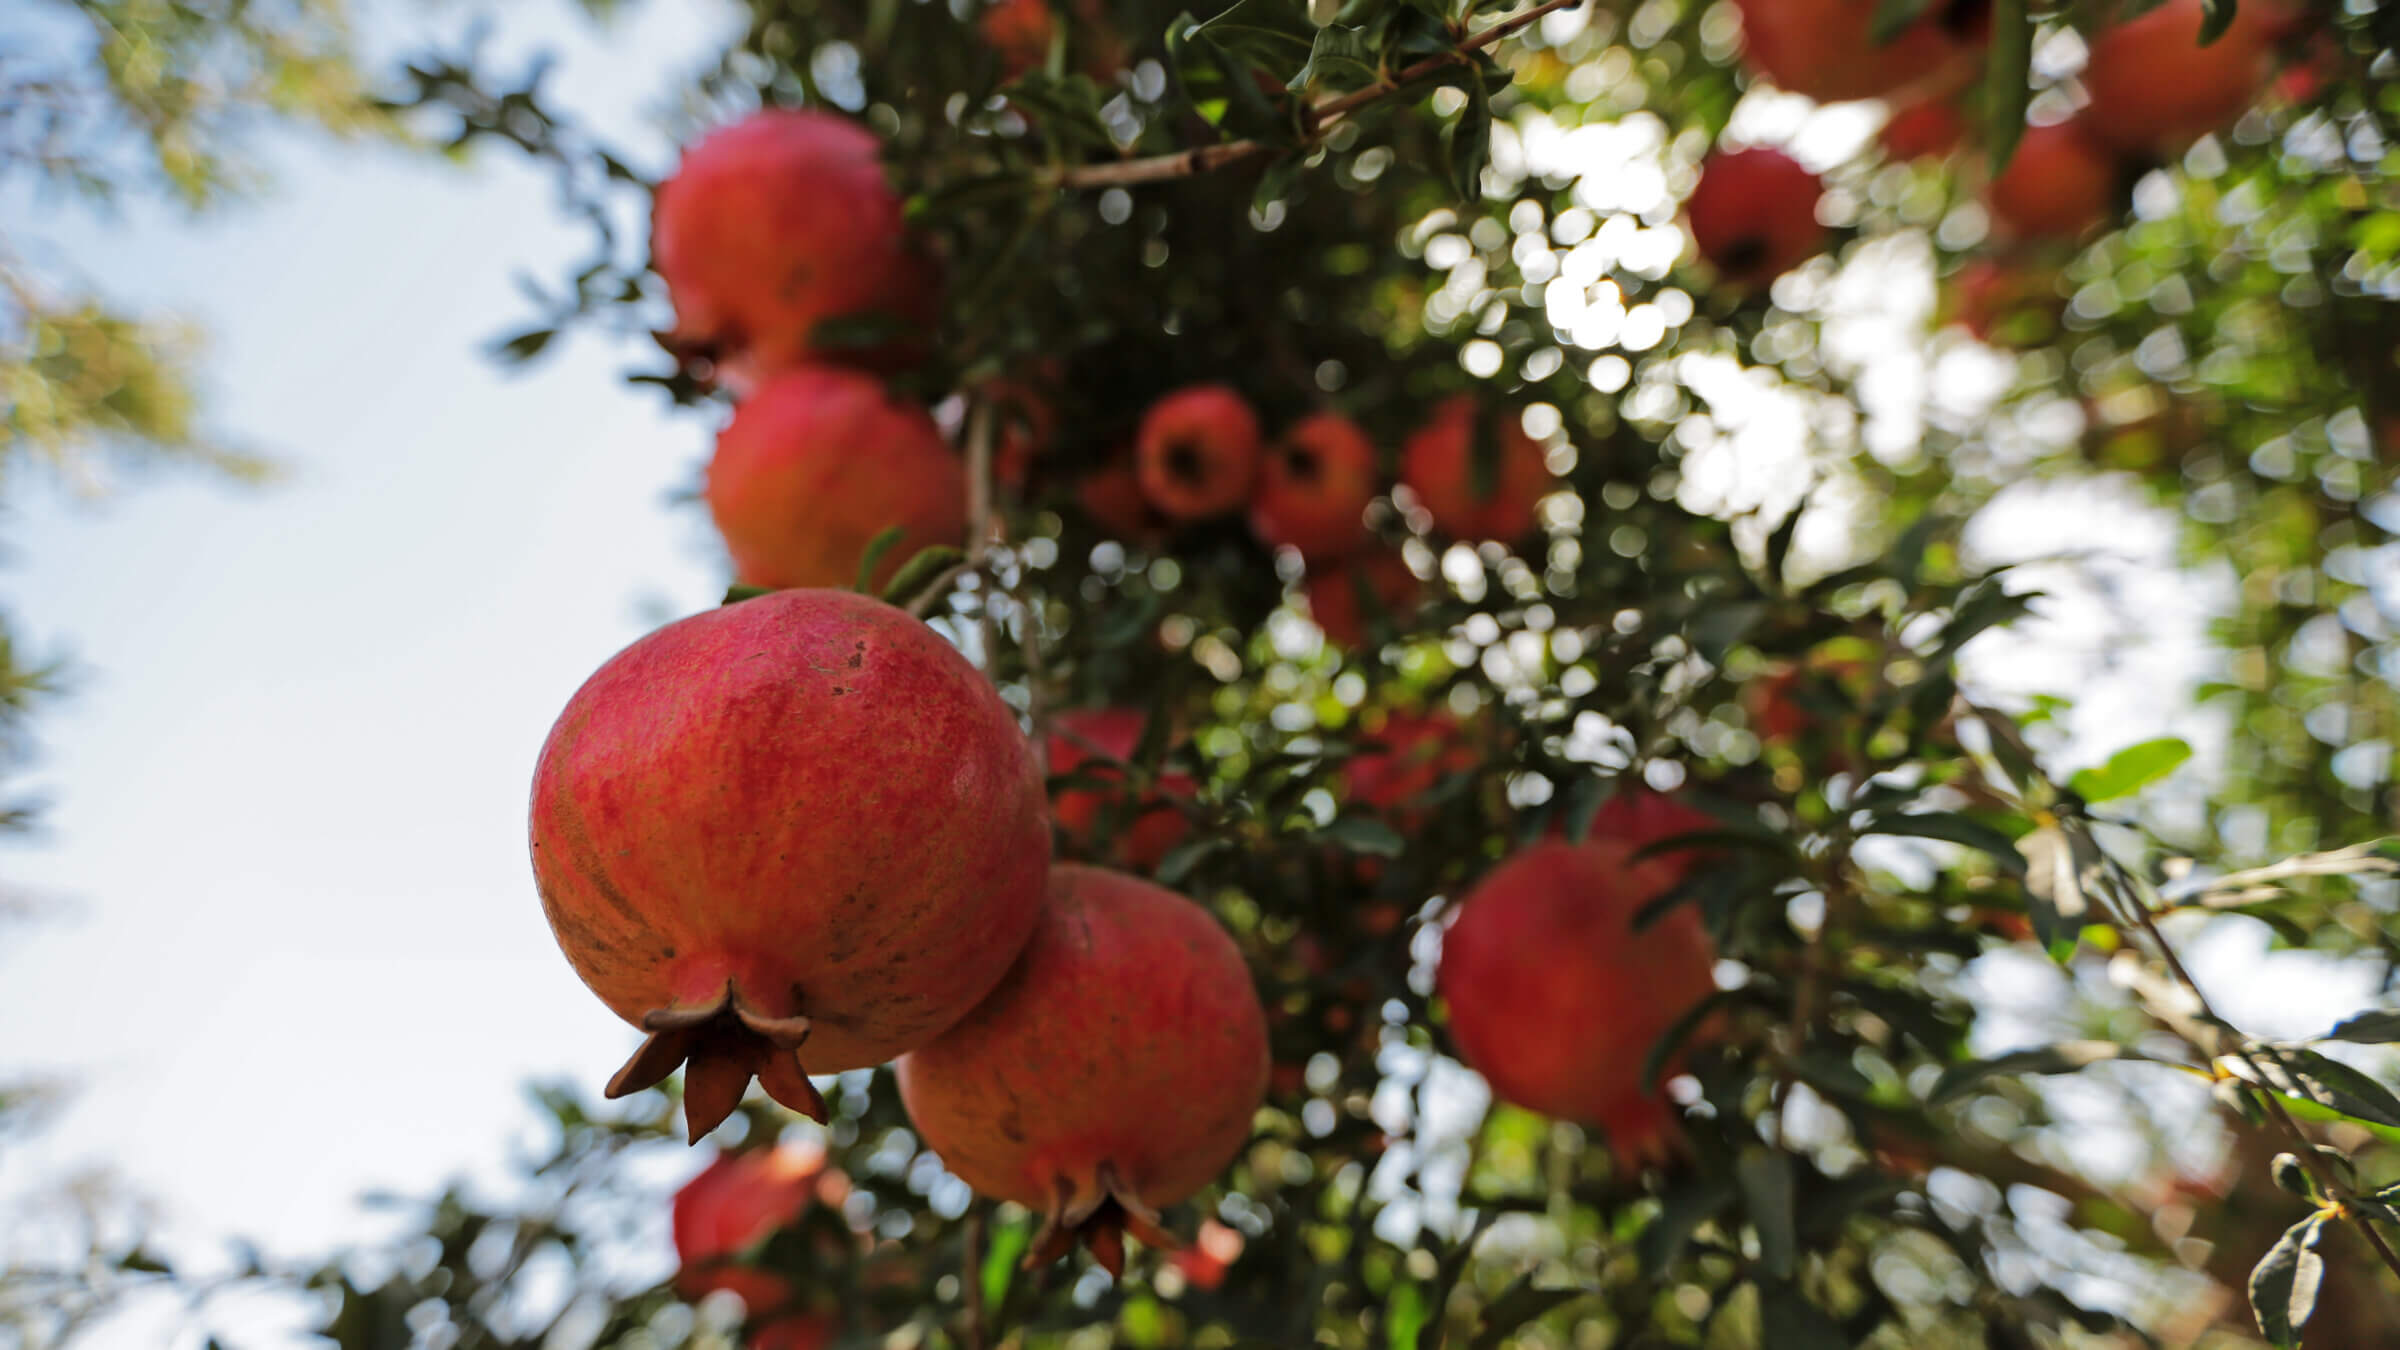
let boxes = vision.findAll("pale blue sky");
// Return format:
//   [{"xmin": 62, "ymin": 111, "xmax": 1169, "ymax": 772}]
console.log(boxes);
[{"xmin": 0, "ymin": 0, "xmax": 748, "ymax": 1258}]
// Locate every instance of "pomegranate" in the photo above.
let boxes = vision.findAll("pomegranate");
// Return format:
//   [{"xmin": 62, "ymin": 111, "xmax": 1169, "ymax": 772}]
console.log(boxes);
[
  {"xmin": 1047, "ymin": 707, "xmax": 1196, "ymax": 870},
  {"xmin": 1249, "ymin": 411, "xmax": 1380, "ymax": 562},
  {"xmin": 1302, "ymin": 549, "xmax": 1424, "ymax": 649},
  {"xmin": 980, "ymin": 0, "xmax": 1054, "ymax": 78},
  {"xmin": 652, "ymin": 110, "xmax": 936, "ymax": 381},
  {"xmin": 1881, "ymin": 98, "xmax": 1969, "ymax": 160},
  {"xmin": 1135, "ymin": 384, "xmax": 1262, "ymax": 519},
  {"xmin": 750, "ymin": 1319, "xmax": 838, "ymax": 1350},
  {"xmin": 1947, "ymin": 258, "xmax": 2063, "ymax": 346},
  {"xmin": 1341, "ymin": 706, "xmax": 1478, "ymax": 829},
  {"xmin": 894, "ymin": 865, "xmax": 1269, "ymax": 1274},
  {"xmin": 1686, "ymin": 147, "xmax": 1827, "ymax": 288},
  {"xmin": 2081, "ymin": 0, "xmax": 2289, "ymax": 154},
  {"xmin": 1585, "ymin": 785, "xmax": 1718, "ymax": 883},
  {"xmin": 1437, "ymin": 840, "xmax": 1717, "ymax": 1169},
  {"xmin": 1985, "ymin": 119, "xmax": 2119, "ymax": 241},
  {"xmin": 1398, "ymin": 396, "xmax": 1552, "ymax": 543},
  {"xmin": 529, "ymin": 588, "xmax": 1050, "ymax": 1141},
  {"xmin": 707, "ymin": 368, "xmax": 967, "ymax": 593},
  {"xmin": 673, "ymin": 1140, "xmax": 833, "ymax": 1309},
  {"xmin": 1077, "ymin": 455, "xmax": 1172, "ymax": 543},
  {"xmin": 1730, "ymin": 0, "xmax": 1985, "ymax": 103}
]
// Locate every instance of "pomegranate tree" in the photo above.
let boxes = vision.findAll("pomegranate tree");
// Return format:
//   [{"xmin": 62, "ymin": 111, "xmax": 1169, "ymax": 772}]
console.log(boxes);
[
  {"xmin": 529, "ymin": 588, "xmax": 1050, "ymax": 1140},
  {"xmin": 894, "ymin": 865, "xmax": 1269, "ymax": 1274}
]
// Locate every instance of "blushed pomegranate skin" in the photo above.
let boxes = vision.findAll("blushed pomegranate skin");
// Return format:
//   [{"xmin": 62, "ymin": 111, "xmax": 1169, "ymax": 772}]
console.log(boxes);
[
  {"xmin": 706, "ymin": 368, "xmax": 967, "ymax": 593},
  {"xmin": 1249, "ymin": 412, "xmax": 1380, "ymax": 562},
  {"xmin": 1047, "ymin": 708, "xmax": 1196, "ymax": 870},
  {"xmin": 1135, "ymin": 385, "xmax": 1261, "ymax": 520},
  {"xmin": 2082, "ymin": 0, "xmax": 2287, "ymax": 154},
  {"xmin": 895, "ymin": 865, "xmax": 1269, "ymax": 1274},
  {"xmin": 1585, "ymin": 786, "xmax": 1718, "ymax": 883},
  {"xmin": 1303, "ymin": 549, "xmax": 1423, "ymax": 649},
  {"xmin": 1687, "ymin": 147, "xmax": 1827, "ymax": 287},
  {"xmin": 1438, "ymin": 840, "xmax": 1717, "ymax": 1168},
  {"xmin": 673, "ymin": 1141, "xmax": 834, "ymax": 1308},
  {"xmin": 1985, "ymin": 120, "xmax": 2118, "ymax": 241},
  {"xmin": 652, "ymin": 110, "xmax": 936, "ymax": 380},
  {"xmin": 1730, "ymin": 0, "xmax": 1983, "ymax": 103},
  {"xmin": 1398, "ymin": 396, "xmax": 1551, "ymax": 543},
  {"xmin": 1882, "ymin": 99, "xmax": 1969, "ymax": 160},
  {"xmin": 529, "ymin": 589, "xmax": 1049, "ymax": 1140}
]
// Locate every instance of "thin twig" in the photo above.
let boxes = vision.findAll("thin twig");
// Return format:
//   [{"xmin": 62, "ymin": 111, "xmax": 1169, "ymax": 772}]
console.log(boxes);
[
  {"xmin": 965, "ymin": 401, "xmax": 1000, "ymax": 673},
  {"xmin": 1044, "ymin": 0, "xmax": 1587, "ymax": 190}
]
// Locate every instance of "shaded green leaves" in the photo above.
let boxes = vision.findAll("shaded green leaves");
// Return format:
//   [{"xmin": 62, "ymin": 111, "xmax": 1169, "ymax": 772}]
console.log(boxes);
[
  {"xmin": 1465, "ymin": 1273, "xmax": 1586, "ymax": 1350},
  {"xmin": 1443, "ymin": 65, "xmax": 1493, "ymax": 202},
  {"xmin": 2068, "ymin": 737, "xmax": 2191, "ymax": 803},
  {"xmin": 1929, "ymin": 1040, "xmax": 2144, "ymax": 1103},
  {"xmin": 2249, "ymin": 1210, "xmax": 2329, "ymax": 1348},
  {"xmin": 1290, "ymin": 23, "xmax": 1380, "ymax": 93},
  {"xmin": 2324, "ymin": 1010, "xmax": 2400, "ymax": 1045},
  {"xmin": 1861, "ymin": 810, "xmax": 2026, "ymax": 874},
  {"xmin": 1735, "ymin": 1148, "xmax": 1797, "ymax": 1280},
  {"xmin": 879, "ymin": 544, "xmax": 966, "ymax": 609},
  {"xmin": 2223, "ymin": 1045, "xmax": 2400, "ymax": 1130},
  {"xmin": 1983, "ymin": 0, "xmax": 2033, "ymax": 170},
  {"xmin": 853, "ymin": 524, "xmax": 909, "ymax": 593}
]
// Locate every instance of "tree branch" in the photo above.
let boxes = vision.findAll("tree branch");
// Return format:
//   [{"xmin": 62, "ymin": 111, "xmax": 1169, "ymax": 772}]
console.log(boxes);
[{"xmin": 1043, "ymin": 0, "xmax": 1587, "ymax": 191}]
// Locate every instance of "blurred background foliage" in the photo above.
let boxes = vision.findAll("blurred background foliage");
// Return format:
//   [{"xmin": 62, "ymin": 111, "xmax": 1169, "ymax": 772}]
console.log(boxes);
[{"xmin": 13, "ymin": 0, "xmax": 2400, "ymax": 1346}]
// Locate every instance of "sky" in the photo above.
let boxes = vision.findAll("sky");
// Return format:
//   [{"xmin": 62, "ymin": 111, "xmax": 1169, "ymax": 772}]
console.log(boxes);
[
  {"xmin": 0, "ymin": 0, "xmax": 749, "ymax": 1264},
  {"xmin": 0, "ymin": 1, "xmax": 2387, "ymax": 1342}
]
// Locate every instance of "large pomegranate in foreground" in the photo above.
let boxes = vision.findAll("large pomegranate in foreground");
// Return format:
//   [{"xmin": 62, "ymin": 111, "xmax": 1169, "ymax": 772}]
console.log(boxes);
[
  {"xmin": 652, "ymin": 110, "xmax": 935, "ymax": 382},
  {"xmin": 1438, "ymin": 840, "xmax": 1718, "ymax": 1169},
  {"xmin": 529, "ymin": 589, "xmax": 1050, "ymax": 1141},
  {"xmin": 706, "ymin": 367, "xmax": 967, "ymax": 593},
  {"xmin": 1398, "ymin": 396, "xmax": 1552, "ymax": 543},
  {"xmin": 673, "ymin": 1141, "xmax": 839, "ymax": 1309},
  {"xmin": 1046, "ymin": 707, "xmax": 1196, "ymax": 870},
  {"xmin": 895, "ymin": 865, "xmax": 1269, "ymax": 1275}
]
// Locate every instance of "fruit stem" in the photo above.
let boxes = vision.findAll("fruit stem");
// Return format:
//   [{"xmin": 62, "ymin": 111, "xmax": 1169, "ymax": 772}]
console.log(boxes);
[{"xmin": 1043, "ymin": 0, "xmax": 1587, "ymax": 190}]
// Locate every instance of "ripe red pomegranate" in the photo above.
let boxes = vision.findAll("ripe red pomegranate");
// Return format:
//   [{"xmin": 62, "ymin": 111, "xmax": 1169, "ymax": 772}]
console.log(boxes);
[
  {"xmin": 1985, "ymin": 119, "xmax": 2118, "ymax": 241},
  {"xmin": 1136, "ymin": 385, "xmax": 1261, "ymax": 519},
  {"xmin": 1342, "ymin": 706, "xmax": 1478, "ymax": 828},
  {"xmin": 1882, "ymin": 99, "xmax": 1969, "ymax": 160},
  {"xmin": 1686, "ymin": 147, "xmax": 1827, "ymax": 288},
  {"xmin": 1303, "ymin": 549, "xmax": 1423, "ymax": 650},
  {"xmin": 895, "ymin": 865, "xmax": 1269, "ymax": 1275},
  {"xmin": 1249, "ymin": 412, "xmax": 1380, "ymax": 562},
  {"xmin": 2081, "ymin": 0, "xmax": 2289, "ymax": 154},
  {"xmin": 707, "ymin": 368, "xmax": 966, "ymax": 593},
  {"xmin": 1438, "ymin": 840, "xmax": 1717, "ymax": 1169},
  {"xmin": 1585, "ymin": 786, "xmax": 1718, "ymax": 883},
  {"xmin": 980, "ymin": 0, "xmax": 1054, "ymax": 78},
  {"xmin": 652, "ymin": 110, "xmax": 936, "ymax": 382},
  {"xmin": 984, "ymin": 374, "xmax": 1058, "ymax": 492},
  {"xmin": 749, "ymin": 1319, "xmax": 837, "ymax": 1350},
  {"xmin": 1047, "ymin": 707, "xmax": 1196, "ymax": 870},
  {"xmin": 1730, "ymin": 0, "xmax": 1984, "ymax": 103},
  {"xmin": 1076, "ymin": 455, "xmax": 1171, "ymax": 542},
  {"xmin": 529, "ymin": 588, "xmax": 1050, "ymax": 1141},
  {"xmin": 673, "ymin": 1141, "xmax": 833, "ymax": 1309},
  {"xmin": 1398, "ymin": 396, "xmax": 1551, "ymax": 543}
]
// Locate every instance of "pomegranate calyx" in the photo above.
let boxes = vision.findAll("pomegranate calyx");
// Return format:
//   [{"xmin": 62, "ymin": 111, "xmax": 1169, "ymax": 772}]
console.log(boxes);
[
  {"xmin": 603, "ymin": 979, "xmax": 830, "ymax": 1142},
  {"xmin": 1023, "ymin": 1160, "xmax": 1181, "ymax": 1277}
]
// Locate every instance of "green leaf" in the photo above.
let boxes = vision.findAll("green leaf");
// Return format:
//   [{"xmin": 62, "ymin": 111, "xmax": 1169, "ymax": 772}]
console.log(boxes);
[
  {"xmin": 1755, "ymin": 1283, "xmax": 1849, "ymax": 1350},
  {"xmin": 852, "ymin": 524, "xmax": 909, "ymax": 593},
  {"xmin": 723, "ymin": 584, "xmax": 776, "ymax": 605},
  {"xmin": 1443, "ymin": 65, "xmax": 1492, "ymax": 202},
  {"xmin": 2248, "ymin": 1210, "xmax": 2329, "ymax": 1348},
  {"xmin": 1735, "ymin": 1148, "xmax": 1797, "ymax": 1281},
  {"xmin": 879, "ymin": 545, "xmax": 966, "ymax": 609},
  {"xmin": 2068, "ymin": 737, "xmax": 2192, "ymax": 803},
  {"xmin": 1189, "ymin": 0, "xmax": 1317, "ymax": 63},
  {"xmin": 1929, "ymin": 1040, "xmax": 2142, "ymax": 1103},
  {"xmin": 1637, "ymin": 1175, "xmax": 1735, "ymax": 1274},
  {"xmin": 491, "ymin": 327, "xmax": 556, "ymax": 363},
  {"xmin": 2225, "ymin": 1046, "xmax": 2400, "ymax": 1129},
  {"xmin": 1155, "ymin": 835, "xmax": 1230, "ymax": 887},
  {"xmin": 1868, "ymin": 0, "xmax": 1937, "ymax": 43},
  {"xmin": 981, "ymin": 1215, "xmax": 1030, "ymax": 1318},
  {"xmin": 1862, "ymin": 810, "xmax": 2027, "ymax": 874},
  {"xmin": 1983, "ymin": 0, "xmax": 2032, "ymax": 171},
  {"xmin": 1290, "ymin": 23, "xmax": 1379, "ymax": 93},
  {"xmin": 1322, "ymin": 814, "xmax": 1406, "ymax": 857},
  {"xmin": 1466, "ymin": 1275, "xmax": 1587, "ymax": 1350},
  {"xmin": 2197, "ymin": 0, "xmax": 2237, "ymax": 43},
  {"xmin": 2323, "ymin": 1009, "xmax": 2400, "ymax": 1044}
]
